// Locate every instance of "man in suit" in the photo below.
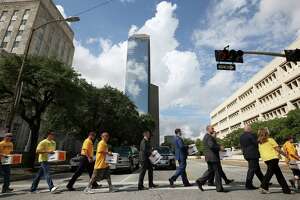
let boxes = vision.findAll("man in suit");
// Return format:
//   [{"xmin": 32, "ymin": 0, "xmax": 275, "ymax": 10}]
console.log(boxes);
[
  {"xmin": 169, "ymin": 128, "xmax": 192, "ymax": 187},
  {"xmin": 196, "ymin": 125, "xmax": 227, "ymax": 192},
  {"xmin": 138, "ymin": 130, "xmax": 157, "ymax": 190},
  {"xmin": 240, "ymin": 125, "xmax": 264, "ymax": 189}
]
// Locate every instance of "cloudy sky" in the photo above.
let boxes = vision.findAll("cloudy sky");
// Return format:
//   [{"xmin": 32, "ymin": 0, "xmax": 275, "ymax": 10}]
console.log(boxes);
[{"xmin": 54, "ymin": 0, "xmax": 300, "ymax": 142}]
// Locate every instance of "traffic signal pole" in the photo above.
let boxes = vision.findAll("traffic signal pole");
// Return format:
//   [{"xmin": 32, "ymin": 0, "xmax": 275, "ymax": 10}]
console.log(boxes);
[{"xmin": 243, "ymin": 51, "xmax": 286, "ymax": 58}]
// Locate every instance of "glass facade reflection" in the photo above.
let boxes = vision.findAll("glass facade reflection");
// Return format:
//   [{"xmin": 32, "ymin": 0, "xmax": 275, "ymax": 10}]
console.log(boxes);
[{"xmin": 125, "ymin": 34, "xmax": 150, "ymax": 113}]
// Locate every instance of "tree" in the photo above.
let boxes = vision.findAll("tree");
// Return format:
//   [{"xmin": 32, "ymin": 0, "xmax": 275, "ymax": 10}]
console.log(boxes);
[
  {"xmin": 220, "ymin": 128, "xmax": 243, "ymax": 148},
  {"xmin": 0, "ymin": 55, "xmax": 82, "ymax": 168}
]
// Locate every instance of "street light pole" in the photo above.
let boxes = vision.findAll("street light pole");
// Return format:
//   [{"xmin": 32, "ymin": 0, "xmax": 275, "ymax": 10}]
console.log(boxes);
[{"xmin": 7, "ymin": 16, "xmax": 80, "ymax": 131}]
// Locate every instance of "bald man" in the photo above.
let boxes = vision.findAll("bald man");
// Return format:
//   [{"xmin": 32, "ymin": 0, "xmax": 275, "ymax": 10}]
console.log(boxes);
[{"xmin": 240, "ymin": 125, "xmax": 264, "ymax": 189}]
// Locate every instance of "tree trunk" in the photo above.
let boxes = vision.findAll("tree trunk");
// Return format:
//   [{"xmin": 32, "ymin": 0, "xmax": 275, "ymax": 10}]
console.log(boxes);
[{"xmin": 27, "ymin": 123, "xmax": 40, "ymax": 169}]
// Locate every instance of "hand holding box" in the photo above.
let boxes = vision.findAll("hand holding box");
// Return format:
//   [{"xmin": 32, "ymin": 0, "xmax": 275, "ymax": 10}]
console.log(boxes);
[
  {"xmin": 188, "ymin": 144, "xmax": 198, "ymax": 156},
  {"xmin": 48, "ymin": 151, "xmax": 66, "ymax": 162},
  {"xmin": 149, "ymin": 150, "xmax": 162, "ymax": 164},
  {"xmin": 1, "ymin": 154, "xmax": 22, "ymax": 165}
]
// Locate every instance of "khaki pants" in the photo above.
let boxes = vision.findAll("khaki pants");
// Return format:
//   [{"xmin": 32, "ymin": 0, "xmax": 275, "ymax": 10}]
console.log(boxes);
[{"xmin": 87, "ymin": 167, "xmax": 112, "ymax": 189}]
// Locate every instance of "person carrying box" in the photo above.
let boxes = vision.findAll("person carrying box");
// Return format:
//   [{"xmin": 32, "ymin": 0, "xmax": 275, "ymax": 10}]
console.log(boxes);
[
  {"xmin": 30, "ymin": 131, "xmax": 58, "ymax": 194},
  {"xmin": 0, "ymin": 133, "xmax": 14, "ymax": 193}
]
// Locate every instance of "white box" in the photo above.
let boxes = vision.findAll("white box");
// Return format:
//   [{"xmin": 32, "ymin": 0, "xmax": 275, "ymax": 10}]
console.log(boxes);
[
  {"xmin": 188, "ymin": 144, "xmax": 198, "ymax": 156},
  {"xmin": 106, "ymin": 153, "xmax": 119, "ymax": 164},
  {"xmin": 1, "ymin": 154, "xmax": 22, "ymax": 165},
  {"xmin": 48, "ymin": 151, "xmax": 66, "ymax": 162},
  {"xmin": 289, "ymin": 161, "xmax": 300, "ymax": 170},
  {"xmin": 149, "ymin": 150, "xmax": 162, "ymax": 164}
]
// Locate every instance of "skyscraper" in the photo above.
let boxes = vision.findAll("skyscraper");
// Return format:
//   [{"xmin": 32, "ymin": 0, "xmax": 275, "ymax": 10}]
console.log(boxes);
[{"xmin": 125, "ymin": 34, "xmax": 159, "ymax": 146}]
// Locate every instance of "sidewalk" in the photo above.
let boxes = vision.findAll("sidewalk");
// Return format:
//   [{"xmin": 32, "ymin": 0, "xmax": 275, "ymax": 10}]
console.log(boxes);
[{"xmin": 0, "ymin": 164, "xmax": 70, "ymax": 183}]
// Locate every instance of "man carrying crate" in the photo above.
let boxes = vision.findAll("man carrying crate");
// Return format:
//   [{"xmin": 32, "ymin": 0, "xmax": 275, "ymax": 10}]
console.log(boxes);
[
  {"xmin": 0, "ymin": 133, "xmax": 14, "ymax": 193},
  {"xmin": 30, "ymin": 131, "xmax": 58, "ymax": 194}
]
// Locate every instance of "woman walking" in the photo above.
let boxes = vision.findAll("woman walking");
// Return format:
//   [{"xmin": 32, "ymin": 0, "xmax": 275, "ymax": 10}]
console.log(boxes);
[{"xmin": 257, "ymin": 128, "xmax": 292, "ymax": 194}]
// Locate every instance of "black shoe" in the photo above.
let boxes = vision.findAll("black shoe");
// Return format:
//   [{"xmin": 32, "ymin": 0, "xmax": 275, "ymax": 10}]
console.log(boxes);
[
  {"xmin": 138, "ymin": 186, "xmax": 147, "ymax": 190},
  {"xmin": 246, "ymin": 185, "xmax": 259, "ymax": 190},
  {"xmin": 184, "ymin": 183, "xmax": 193, "ymax": 187},
  {"xmin": 91, "ymin": 184, "xmax": 102, "ymax": 189},
  {"xmin": 207, "ymin": 183, "xmax": 215, "ymax": 186},
  {"xmin": 225, "ymin": 179, "xmax": 234, "ymax": 185},
  {"xmin": 217, "ymin": 189, "xmax": 229, "ymax": 193},
  {"xmin": 169, "ymin": 179, "xmax": 174, "ymax": 186},
  {"xmin": 196, "ymin": 180, "xmax": 204, "ymax": 191},
  {"xmin": 149, "ymin": 184, "xmax": 158, "ymax": 188},
  {"xmin": 7, "ymin": 188, "xmax": 13, "ymax": 192},
  {"xmin": 66, "ymin": 186, "xmax": 75, "ymax": 191}
]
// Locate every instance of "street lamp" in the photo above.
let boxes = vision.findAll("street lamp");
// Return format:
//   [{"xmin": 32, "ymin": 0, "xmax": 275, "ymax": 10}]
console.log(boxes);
[{"xmin": 7, "ymin": 16, "xmax": 80, "ymax": 131}]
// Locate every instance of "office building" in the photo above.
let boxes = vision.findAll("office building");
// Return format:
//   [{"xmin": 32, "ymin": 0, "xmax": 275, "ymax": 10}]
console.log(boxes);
[
  {"xmin": 210, "ymin": 37, "xmax": 300, "ymax": 139},
  {"xmin": 125, "ymin": 34, "xmax": 160, "ymax": 146},
  {"xmin": 0, "ymin": 0, "xmax": 74, "ymax": 66}
]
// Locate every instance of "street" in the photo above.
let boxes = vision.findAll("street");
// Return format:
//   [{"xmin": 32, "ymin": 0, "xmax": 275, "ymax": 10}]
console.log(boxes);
[{"xmin": 1, "ymin": 159, "xmax": 299, "ymax": 200}]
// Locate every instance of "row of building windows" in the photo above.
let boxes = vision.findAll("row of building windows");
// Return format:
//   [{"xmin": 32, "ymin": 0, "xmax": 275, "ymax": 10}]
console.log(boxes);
[
  {"xmin": 227, "ymin": 99, "xmax": 237, "ymax": 109},
  {"xmin": 244, "ymin": 116, "xmax": 259, "ymax": 126},
  {"xmin": 286, "ymin": 76, "xmax": 300, "ymax": 91},
  {"xmin": 219, "ymin": 117, "xmax": 227, "ymax": 124},
  {"xmin": 258, "ymin": 87, "xmax": 282, "ymax": 104},
  {"xmin": 292, "ymin": 99, "xmax": 300, "ymax": 109},
  {"xmin": 239, "ymin": 87, "xmax": 253, "ymax": 100},
  {"xmin": 220, "ymin": 128, "xmax": 229, "ymax": 134},
  {"xmin": 262, "ymin": 105, "xmax": 287, "ymax": 120},
  {"xmin": 230, "ymin": 123, "xmax": 241, "ymax": 131},
  {"xmin": 280, "ymin": 62, "xmax": 297, "ymax": 73},
  {"xmin": 218, "ymin": 107, "xmax": 226, "ymax": 115},
  {"xmin": 255, "ymin": 70, "xmax": 277, "ymax": 90},
  {"xmin": 241, "ymin": 101, "xmax": 256, "ymax": 113},
  {"xmin": 229, "ymin": 110, "xmax": 239, "ymax": 119}
]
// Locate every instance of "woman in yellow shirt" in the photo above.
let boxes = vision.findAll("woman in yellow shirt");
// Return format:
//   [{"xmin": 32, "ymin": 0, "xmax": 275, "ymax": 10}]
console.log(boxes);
[
  {"xmin": 258, "ymin": 128, "xmax": 291, "ymax": 194},
  {"xmin": 283, "ymin": 136, "xmax": 300, "ymax": 189}
]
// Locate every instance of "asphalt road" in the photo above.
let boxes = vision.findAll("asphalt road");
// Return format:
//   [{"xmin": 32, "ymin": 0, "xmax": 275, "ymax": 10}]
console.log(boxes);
[{"xmin": 1, "ymin": 159, "xmax": 299, "ymax": 200}]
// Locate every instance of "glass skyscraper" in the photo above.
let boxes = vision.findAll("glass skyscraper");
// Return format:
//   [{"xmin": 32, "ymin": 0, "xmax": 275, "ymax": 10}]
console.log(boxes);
[{"xmin": 125, "ymin": 34, "xmax": 150, "ymax": 113}]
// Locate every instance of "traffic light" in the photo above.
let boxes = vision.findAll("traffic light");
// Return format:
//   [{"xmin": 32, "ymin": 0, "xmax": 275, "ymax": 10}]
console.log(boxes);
[
  {"xmin": 285, "ymin": 49, "xmax": 300, "ymax": 62},
  {"xmin": 215, "ymin": 49, "xmax": 244, "ymax": 63}
]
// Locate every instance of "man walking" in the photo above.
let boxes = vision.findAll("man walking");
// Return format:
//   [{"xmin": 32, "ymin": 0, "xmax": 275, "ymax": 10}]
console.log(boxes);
[
  {"xmin": 0, "ymin": 133, "xmax": 14, "ymax": 193},
  {"xmin": 84, "ymin": 132, "xmax": 115, "ymax": 194},
  {"xmin": 169, "ymin": 128, "xmax": 191, "ymax": 187},
  {"xmin": 67, "ymin": 131, "xmax": 98, "ymax": 191},
  {"xmin": 196, "ymin": 125, "xmax": 227, "ymax": 192},
  {"xmin": 138, "ymin": 130, "xmax": 157, "ymax": 190},
  {"xmin": 30, "ymin": 131, "xmax": 58, "ymax": 193},
  {"xmin": 240, "ymin": 125, "xmax": 264, "ymax": 189}
]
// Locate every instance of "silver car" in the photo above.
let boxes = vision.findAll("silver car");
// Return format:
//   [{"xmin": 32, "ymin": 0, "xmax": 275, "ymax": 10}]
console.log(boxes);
[
  {"xmin": 113, "ymin": 146, "xmax": 140, "ymax": 173},
  {"xmin": 154, "ymin": 146, "xmax": 176, "ymax": 170}
]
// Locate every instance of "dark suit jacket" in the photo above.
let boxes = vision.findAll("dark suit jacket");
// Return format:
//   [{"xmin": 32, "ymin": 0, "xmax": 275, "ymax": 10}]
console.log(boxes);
[
  {"xmin": 139, "ymin": 138, "xmax": 152, "ymax": 163},
  {"xmin": 203, "ymin": 133, "xmax": 220, "ymax": 162},
  {"xmin": 174, "ymin": 136, "xmax": 188, "ymax": 161},
  {"xmin": 240, "ymin": 132, "xmax": 260, "ymax": 160}
]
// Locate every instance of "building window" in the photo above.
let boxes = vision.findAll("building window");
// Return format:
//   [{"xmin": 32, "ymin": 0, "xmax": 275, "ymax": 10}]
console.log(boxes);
[
  {"xmin": 0, "ymin": 42, "xmax": 8, "ymax": 48},
  {"xmin": 4, "ymin": 30, "xmax": 12, "ymax": 38},
  {"xmin": 23, "ymin": 9, "xmax": 30, "ymax": 20},
  {"xmin": 12, "ymin": 41, "xmax": 20, "ymax": 48},
  {"xmin": 11, "ymin": 10, "xmax": 19, "ymax": 21},
  {"xmin": 0, "ymin": 11, "xmax": 8, "ymax": 22}
]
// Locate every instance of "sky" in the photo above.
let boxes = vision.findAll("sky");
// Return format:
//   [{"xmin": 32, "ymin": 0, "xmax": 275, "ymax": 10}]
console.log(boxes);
[{"xmin": 53, "ymin": 0, "xmax": 300, "ymax": 142}]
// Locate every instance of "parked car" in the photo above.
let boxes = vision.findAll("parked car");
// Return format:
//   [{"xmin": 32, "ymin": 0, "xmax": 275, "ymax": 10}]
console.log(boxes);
[
  {"xmin": 113, "ymin": 146, "xmax": 140, "ymax": 173},
  {"xmin": 154, "ymin": 146, "xmax": 176, "ymax": 170}
]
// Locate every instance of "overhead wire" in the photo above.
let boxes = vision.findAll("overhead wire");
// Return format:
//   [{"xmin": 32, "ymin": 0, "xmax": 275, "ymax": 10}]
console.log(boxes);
[{"xmin": 72, "ymin": 0, "xmax": 116, "ymax": 16}]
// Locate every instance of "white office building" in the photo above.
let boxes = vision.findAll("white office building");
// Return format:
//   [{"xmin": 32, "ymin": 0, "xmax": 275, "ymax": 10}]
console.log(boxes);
[{"xmin": 210, "ymin": 37, "xmax": 300, "ymax": 139}]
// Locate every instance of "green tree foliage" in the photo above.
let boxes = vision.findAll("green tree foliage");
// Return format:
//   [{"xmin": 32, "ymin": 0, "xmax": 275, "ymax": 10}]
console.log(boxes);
[{"xmin": 219, "ymin": 128, "xmax": 243, "ymax": 148}]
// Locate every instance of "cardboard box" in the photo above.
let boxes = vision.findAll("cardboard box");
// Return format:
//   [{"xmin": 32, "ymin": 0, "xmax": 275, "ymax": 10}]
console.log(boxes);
[
  {"xmin": 149, "ymin": 150, "xmax": 162, "ymax": 164},
  {"xmin": 188, "ymin": 144, "xmax": 198, "ymax": 156},
  {"xmin": 106, "ymin": 153, "xmax": 119, "ymax": 164},
  {"xmin": 48, "ymin": 151, "xmax": 66, "ymax": 162},
  {"xmin": 1, "ymin": 154, "xmax": 22, "ymax": 165}
]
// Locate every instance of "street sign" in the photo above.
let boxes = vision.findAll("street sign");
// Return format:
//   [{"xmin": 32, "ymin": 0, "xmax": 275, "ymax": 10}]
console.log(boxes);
[{"xmin": 217, "ymin": 63, "xmax": 236, "ymax": 71}]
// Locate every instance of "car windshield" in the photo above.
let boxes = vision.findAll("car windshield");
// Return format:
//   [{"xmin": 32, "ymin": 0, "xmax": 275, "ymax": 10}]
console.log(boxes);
[
  {"xmin": 156, "ymin": 147, "xmax": 171, "ymax": 154},
  {"xmin": 114, "ymin": 146, "xmax": 131, "ymax": 156}
]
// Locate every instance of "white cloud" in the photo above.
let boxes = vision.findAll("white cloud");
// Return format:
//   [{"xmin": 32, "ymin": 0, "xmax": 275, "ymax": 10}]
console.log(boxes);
[{"xmin": 86, "ymin": 37, "xmax": 99, "ymax": 45}]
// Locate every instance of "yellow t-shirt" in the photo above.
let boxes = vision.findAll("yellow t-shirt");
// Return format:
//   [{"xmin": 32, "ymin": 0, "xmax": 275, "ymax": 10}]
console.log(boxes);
[
  {"xmin": 36, "ymin": 139, "xmax": 56, "ymax": 162},
  {"xmin": 283, "ymin": 141, "xmax": 298, "ymax": 161},
  {"xmin": 94, "ymin": 140, "xmax": 108, "ymax": 169},
  {"xmin": 259, "ymin": 138, "xmax": 279, "ymax": 161},
  {"xmin": 81, "ymin": 138, "xmax": 93, "ymax": 158},
  {"xmin": 0, "ymin": 140, "xmax": 13, "ymax": 159}
]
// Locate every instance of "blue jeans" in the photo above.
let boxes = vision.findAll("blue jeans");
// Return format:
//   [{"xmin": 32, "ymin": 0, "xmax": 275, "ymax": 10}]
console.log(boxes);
[
  {"xmin": 0, "ymin": 164, "xmax": 11, "ymax": 191},
  {"xmin": 31, "ymin": 162, "xmax": 54, "ymax": 191},
  {"xmin": 170, "ymin": 159, "xmax": 190, "ymax": 185}
]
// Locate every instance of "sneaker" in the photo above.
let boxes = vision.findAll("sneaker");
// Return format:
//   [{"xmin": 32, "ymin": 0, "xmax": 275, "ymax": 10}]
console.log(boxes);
[
  {"xmin": 109, "ymin": 186, "xmax": 117, "ymax": 193},
  {"xmin": 225, "ymin": 179, "xmax": 234, "ymax": 185},
  {"xmin": 260, "ymin": 188, "xmax": 270, "ymax": 194},
  {"xmin": 196, "ymin": 180, "xmax": 204, "ymax": 191},
  {"xmin": 169, "ymin": 178, "xmax": 174, "ymax": 187},
  {"xmin": 84, "ymin": 187, "xmax": 94, "ymax": 194},
  {"xmin": 30, "ymin": 190, "xmax": 40, "ymax": 194},
  {"xmin": 50, "ymin": 186, "xmax": 59, "ymax": 194},
  {"xmin": 66, "ymin": 186, "xmax": 76, "ymax": 191}
]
